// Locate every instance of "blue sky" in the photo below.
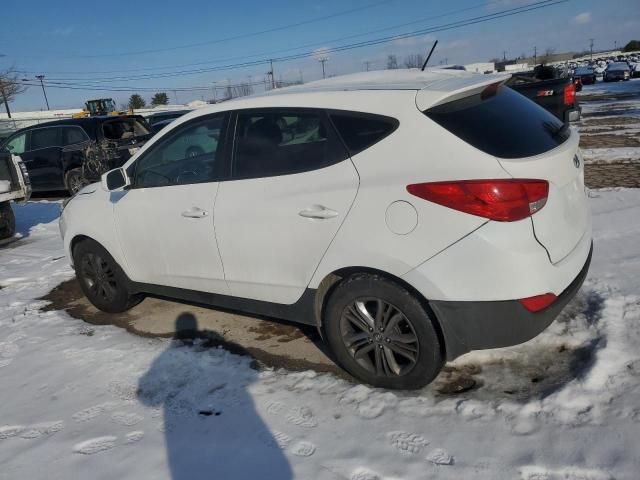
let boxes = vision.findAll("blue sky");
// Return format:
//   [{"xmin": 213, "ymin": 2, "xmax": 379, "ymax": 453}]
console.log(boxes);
[{"xmin": 2, "ymin": 0, "xmax": 639, "ymax": 111}]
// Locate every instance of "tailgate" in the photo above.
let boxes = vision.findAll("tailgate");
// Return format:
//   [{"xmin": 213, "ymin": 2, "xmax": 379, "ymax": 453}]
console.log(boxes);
[{"xmin": 497, "ymin": 130, "xmax": 589, "ymax": 264}]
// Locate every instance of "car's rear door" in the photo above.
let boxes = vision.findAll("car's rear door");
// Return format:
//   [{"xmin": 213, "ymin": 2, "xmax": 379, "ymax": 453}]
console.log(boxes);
[
  {"xmin": 214, "ymin": 108, "xmax": 359, "ymax": 304},
  {"xmin": 21, "ymin": 126, "xmax": 64, "ymax": 190},
  {"xmin": 113, "ymin": 113, "xmax": 231, "ymax": 293}
]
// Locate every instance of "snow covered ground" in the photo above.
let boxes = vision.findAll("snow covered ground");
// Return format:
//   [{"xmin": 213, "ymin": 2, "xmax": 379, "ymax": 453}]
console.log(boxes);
[{"xmin": 1, "ymin": 191, "xmax": 640, "ymax": 480}]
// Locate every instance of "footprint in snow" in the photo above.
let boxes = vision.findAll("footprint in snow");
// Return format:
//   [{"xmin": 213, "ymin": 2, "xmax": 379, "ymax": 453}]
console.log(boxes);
[
  {"xmin": 73, "ymin": 436, "xmax": 118, "ymax": 455},
  {"xmin": 18, "ymin": 421, "xmax": 64, "ymax": 439},
  {"xmin": 110, "ymin": 412, "xmax": 144, "ymax": 427},
  {"xmin": 388, "ymin": 431, "xmax": 428, "ymax": 455},
  {"xmin": 290, "ymin": 441, "xmax": 316, "ymax": 457},
  {"xmin": 72, "ymin": 402, "xmax": 120, "ymax": 423},
  {"xmin": 350, "ymin": 468, "xmax": 382, "ymax": 480},
  {"xmin": 266, "ymin": 401, "xmax": 318, "ymax": 428},
  {"xmin": 258, "ymin": 430, "xmax": 292, "ymax": 450},
  {"xmin": 426, "ymin": 448, "xmax": 454, "ymax": 465},
  {"xmin": 124, "ymin": 431, "xmax": 144, "ymax": 444}
]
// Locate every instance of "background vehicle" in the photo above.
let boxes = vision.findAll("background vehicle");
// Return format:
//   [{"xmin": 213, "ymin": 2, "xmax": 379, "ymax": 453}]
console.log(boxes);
[
  {"xmin": 60, "ymin": 70, "xmax": 591, "ymax": 389},
  {"xmin": 0, "ymin": 150, "xmax": 31, "ymax": 240},
  {"xmin": 145, "ymin": 110, "xmax": 190, "ymax": 133},
  {"xmin": 507, "ymin": 72, "xmax": 580, "ymax": 123},
  {"xmin": 573, "ymin": 66, "xmax": 596, "ymax": 85},
  {"xmin": 0, "ymin": 115, "xmax": 151, "ymax": 194},
  {"xmin": 72, "ymin": 98, "xmax": 129, "ymax": 118},
  {"xmin": 604, "ymin": 63, "xmax": 631, "ymax": 82}
]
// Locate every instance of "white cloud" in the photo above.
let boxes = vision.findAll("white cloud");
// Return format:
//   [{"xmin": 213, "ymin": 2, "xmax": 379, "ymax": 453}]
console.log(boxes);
[{"xmin": 572, "ymin": 12, "xmax": 592, "ymax": 25}]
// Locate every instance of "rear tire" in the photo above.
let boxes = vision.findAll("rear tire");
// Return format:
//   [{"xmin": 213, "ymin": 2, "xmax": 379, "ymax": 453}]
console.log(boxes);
[
  {"xmin": 73, "ymin": 239, "xmax": 143, "ymax": 313},
  {"xmin": 0, "ymin": 202, "xmax": 16, "ymax": 240},
  {"xmin": 323, "ymin": 274, "xmax": 444, "ymax": 390},
  {"xmin": 65, "ymin": 168, "xmax": 88, "ymax": 195}
]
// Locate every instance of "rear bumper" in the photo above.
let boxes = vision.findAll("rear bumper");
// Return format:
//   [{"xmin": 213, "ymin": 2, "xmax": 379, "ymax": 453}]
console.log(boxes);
[
  {"xmin": 566, "ymin": 106, "xmax": 581, "ymax": 123},
  {"xmin": 430, "ymin": 243, "xmax": 592, "ymax": 360}
]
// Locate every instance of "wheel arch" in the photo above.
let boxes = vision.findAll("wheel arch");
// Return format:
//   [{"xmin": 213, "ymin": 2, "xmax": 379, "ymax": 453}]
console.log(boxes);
[{"xmin": 313, "ymin": 266, "xmax": 447, "ymax": 359}]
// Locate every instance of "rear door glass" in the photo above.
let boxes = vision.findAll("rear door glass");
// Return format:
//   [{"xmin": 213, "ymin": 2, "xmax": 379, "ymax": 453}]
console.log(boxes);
[
  {"xmin": 330, "ymin": 113, "xmax": 398, "ymax": 156},
  {"xmin": 233, "ymin": 109, "xmax": 348, "ymax": 179},
  {"xmin": 102, "ymin": 118, "xmax": 150, "ymax": 141},
  {"xmin": 63, "ymin": 126, "xmax": 90, "ymax": 145},
  {"xmin": 29, "ymin": 127, "xmax": 60, "ymax": 150},
  {"xmin": 425, "ymin": 85, "xmax": 569, "ymax": 159}
]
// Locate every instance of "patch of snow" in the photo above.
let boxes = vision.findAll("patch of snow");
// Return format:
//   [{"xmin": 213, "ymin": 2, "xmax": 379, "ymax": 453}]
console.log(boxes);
[
  {"xmin": 1, "ymin": 191, "xmax": 640, "ymax": 479},
  {"xmin": 582, "ymin": 147, "xmax": 640, "ymax": 163}
]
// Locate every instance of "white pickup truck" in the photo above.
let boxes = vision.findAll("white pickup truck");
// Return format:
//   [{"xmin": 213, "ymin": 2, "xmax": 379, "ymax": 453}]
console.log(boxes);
[{"xmin": 0, "ymin": 150, "xmax": 31, "ymax": 240}]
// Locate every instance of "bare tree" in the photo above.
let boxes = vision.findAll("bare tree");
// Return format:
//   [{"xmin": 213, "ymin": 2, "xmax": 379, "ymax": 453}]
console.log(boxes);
[
  {"xmin": 404, "ymin": 54, "xmax": 425, "ymax": 69},
  {"xmin": 386, "ymin": 54, "xmax": 398, "ymax": 69},
  {"xmin": 0, "ymin": 68, "xmax": 27, "ymax": 118},
  {"xmin": 539, "ymin": 47, "xmax": 556, "ymax": 64},
  {"xmin": 232, "ymin": 83, "xmax": 253, "ymax": 98}
]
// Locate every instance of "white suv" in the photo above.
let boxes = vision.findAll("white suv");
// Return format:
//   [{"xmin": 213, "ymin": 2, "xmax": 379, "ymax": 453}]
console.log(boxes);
[{"xmin": 60, "ymin": 70, "xmax": 592, "ymax": 389}]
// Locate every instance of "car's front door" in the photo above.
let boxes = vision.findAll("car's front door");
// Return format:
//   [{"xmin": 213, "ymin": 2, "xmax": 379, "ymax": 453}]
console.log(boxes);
[
  {"xmin": 20, "ymin": 126, "xmax": 64, "ymax": 190},
  {"xmin": 214, "ymin": 108, "xmax": 359, "ymax": 304},
  {"xmin": 113, "ymin": 113, "xmax": 231, "ymax": 293}
]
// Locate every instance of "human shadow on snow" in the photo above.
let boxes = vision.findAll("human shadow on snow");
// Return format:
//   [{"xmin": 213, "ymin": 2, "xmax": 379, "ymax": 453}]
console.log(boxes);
[{"xmin": 137, "ymin": 312, "xmax": 292, "ymax": 480}]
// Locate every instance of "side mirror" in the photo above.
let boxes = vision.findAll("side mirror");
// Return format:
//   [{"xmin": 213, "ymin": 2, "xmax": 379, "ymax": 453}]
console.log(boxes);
[{"xmin": 101, "ymin": 168, "xmax": 130, "ymax": 191}]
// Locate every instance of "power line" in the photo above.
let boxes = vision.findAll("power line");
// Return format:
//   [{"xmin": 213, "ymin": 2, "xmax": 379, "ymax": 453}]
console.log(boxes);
[
  {"xmin": 17, "ymin": 0, "xmax": 568, "ymax": 94},
  {"xmin": 20, "ymin": 0, "xmax": 553, "ymax": 77},
  {"xmin": 43, "ymin": 0, "xmax": 567, "ymax": 85}
]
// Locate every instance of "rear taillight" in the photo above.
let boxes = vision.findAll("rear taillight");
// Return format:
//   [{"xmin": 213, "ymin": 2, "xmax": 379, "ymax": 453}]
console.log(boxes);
[
  {"xmin": 563, "ymin": 83, "xmax": 576, "ymax": 106},
  {"xmin": 518, "ymin": 293, "xmax": 557, "ymax": 312},
  {"xmin": 406, "ymin": 179, "xmax": 549, "ymax": 222}
]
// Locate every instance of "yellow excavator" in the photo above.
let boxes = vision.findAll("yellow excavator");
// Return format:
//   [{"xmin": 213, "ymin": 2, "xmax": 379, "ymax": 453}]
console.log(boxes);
[{"xmin": 72, "ymin": 98, "xmax": 131, "ymax": 118}]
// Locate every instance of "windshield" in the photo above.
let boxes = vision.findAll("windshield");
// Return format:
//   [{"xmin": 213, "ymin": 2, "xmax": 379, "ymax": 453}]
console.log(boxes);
[{"xmin": 102, "ymin": 118, "xmax": 150, "ymax": 140}]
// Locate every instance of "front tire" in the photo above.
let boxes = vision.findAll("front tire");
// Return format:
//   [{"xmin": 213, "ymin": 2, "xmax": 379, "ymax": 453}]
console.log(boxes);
[
  {"xmin": 324, "ymin": 274, "xmax": 444, "ymax": 390},
  {"xmin": 73, "ymin": 239, "xmax": 142, "ymax": 313}
]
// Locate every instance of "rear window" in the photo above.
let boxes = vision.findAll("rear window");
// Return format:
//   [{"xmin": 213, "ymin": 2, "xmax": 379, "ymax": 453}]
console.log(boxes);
[
  {"xmin": 102, "ymin": 118, "xmax": 150, "ymax": 141},
  {"xmin": 330, "ymin": 113, "xmax": 398, "ymax": 156},
  {"xmin": 425, "ymin": 85, "xmax": 569, "ymax": 159}
]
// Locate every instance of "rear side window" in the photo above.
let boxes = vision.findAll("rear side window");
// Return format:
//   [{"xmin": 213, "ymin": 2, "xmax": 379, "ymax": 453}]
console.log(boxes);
[
  {"xmin": 233, "ymin": 109, "xmax": 347, "ymax": 179},
  {"xmin": 63, "ymin": 126, "xmax": 90, "ymax": 146},
  {"xmin": 102, "ymin": 118, "xmax": 150, "ymax": 140},
  {"xmin": 330, "ymin": 113, "xmax": 398, "ymax": 156},
  {"xmin": 425, "ymin": 85, "xmax": 569, "ymax": 159},
  {"xmin": 30, "ymin": 127, "xmax": 60, "ymax": 150}
]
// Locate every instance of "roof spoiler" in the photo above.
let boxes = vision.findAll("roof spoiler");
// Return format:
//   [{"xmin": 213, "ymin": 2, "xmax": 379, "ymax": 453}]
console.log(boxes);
[{"xmin": 416, "ymin": 73, "xmax": 510, "ymax": 111}]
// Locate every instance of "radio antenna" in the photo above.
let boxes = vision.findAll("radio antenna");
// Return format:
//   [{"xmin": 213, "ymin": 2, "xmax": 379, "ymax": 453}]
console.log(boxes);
[{"xmin": 421, "ymin": 40, "xmax": 438, "ymax": 71}]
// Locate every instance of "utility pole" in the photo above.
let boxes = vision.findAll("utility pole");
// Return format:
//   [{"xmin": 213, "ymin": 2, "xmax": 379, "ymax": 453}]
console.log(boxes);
[
  {"xmin": 589, "ymin": 38, "xmax": 594, "ymax": 61},
  {"xmin": 173, "ymin": 90, "xmax": 179, "ymax": 104},
  {"xmin": 318, "ymin": 57, "xmax": 328, "ymax": 79},
  {"xmin": 534, "ymin": 46, "xmax": 537, "ymax": 66},
  {"xmin": 614, "ymin": 40, "xmax": 617, "ymax": 51},
  {"xmin": 269, "ymin": 59, "xmax": 275, "ymax": 89},
  {"xmin": 35, "ymin": 74, "xmax": 49, "ymax": 110},
  {"xmin": 364, "ymin": 61, "xmax": 371, "ymax": 72},
  {"xmin": 503, "ymin": 51, "xmax": 507, "ymax": 62}
]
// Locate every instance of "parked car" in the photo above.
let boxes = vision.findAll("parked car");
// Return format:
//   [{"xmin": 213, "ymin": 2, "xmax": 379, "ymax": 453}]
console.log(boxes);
[
  {"xmin": 0, "ymin": 115, "xmax": 152, "ymax": 194},
  {"xmin": 507, "ymin": 72, "xmax": 580, "ymax": 123},
  {"xmin": 60, "ymin": 70, "xmax": 592, "ymax": 389},
  {"xmin": 573, "ymin": 66, "xmax": 596, "ymax": 85},
  {"xmin": 145, "ymin": 110, "xmax": 190, "ymax": 133},
  {"xmin": 0, "ymin": 150, "xmax": 31, "ymax": 240},
  {"xmin": 604, "ymin": 62, "xmax": 631, "ymax": 82},
  {"xmin": 631, "ymin": 63, "xmax": 640, "ymax": 78}
]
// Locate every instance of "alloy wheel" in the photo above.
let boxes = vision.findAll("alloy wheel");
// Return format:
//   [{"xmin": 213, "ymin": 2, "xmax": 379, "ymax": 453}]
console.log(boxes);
[
  {"xmin": 80, "ymin": 252, "xmax": 118, "ymax": 303},
  {"xmin": 339, "ymin": 298, "xmax": 419, "ymax": 377}
]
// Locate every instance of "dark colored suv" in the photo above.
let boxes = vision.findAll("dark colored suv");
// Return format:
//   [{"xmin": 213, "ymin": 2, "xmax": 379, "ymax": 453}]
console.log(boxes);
[{"xmin": 0, "ymin": 115, "xmax": 151, "ymax": 194}]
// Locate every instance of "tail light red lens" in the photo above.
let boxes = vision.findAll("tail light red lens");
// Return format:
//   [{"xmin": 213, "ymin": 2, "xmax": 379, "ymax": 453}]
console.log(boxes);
[
  {"xmin": 406, "ymin": 179, "xmax": 549, "ymax": 222},
  {"xmin": 563, "ymin": 82, "xmax": 576, "ymax": 106},
  {"xmin": 518, "ymin": 293, "xmax": 557, "ymax": 312}
]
